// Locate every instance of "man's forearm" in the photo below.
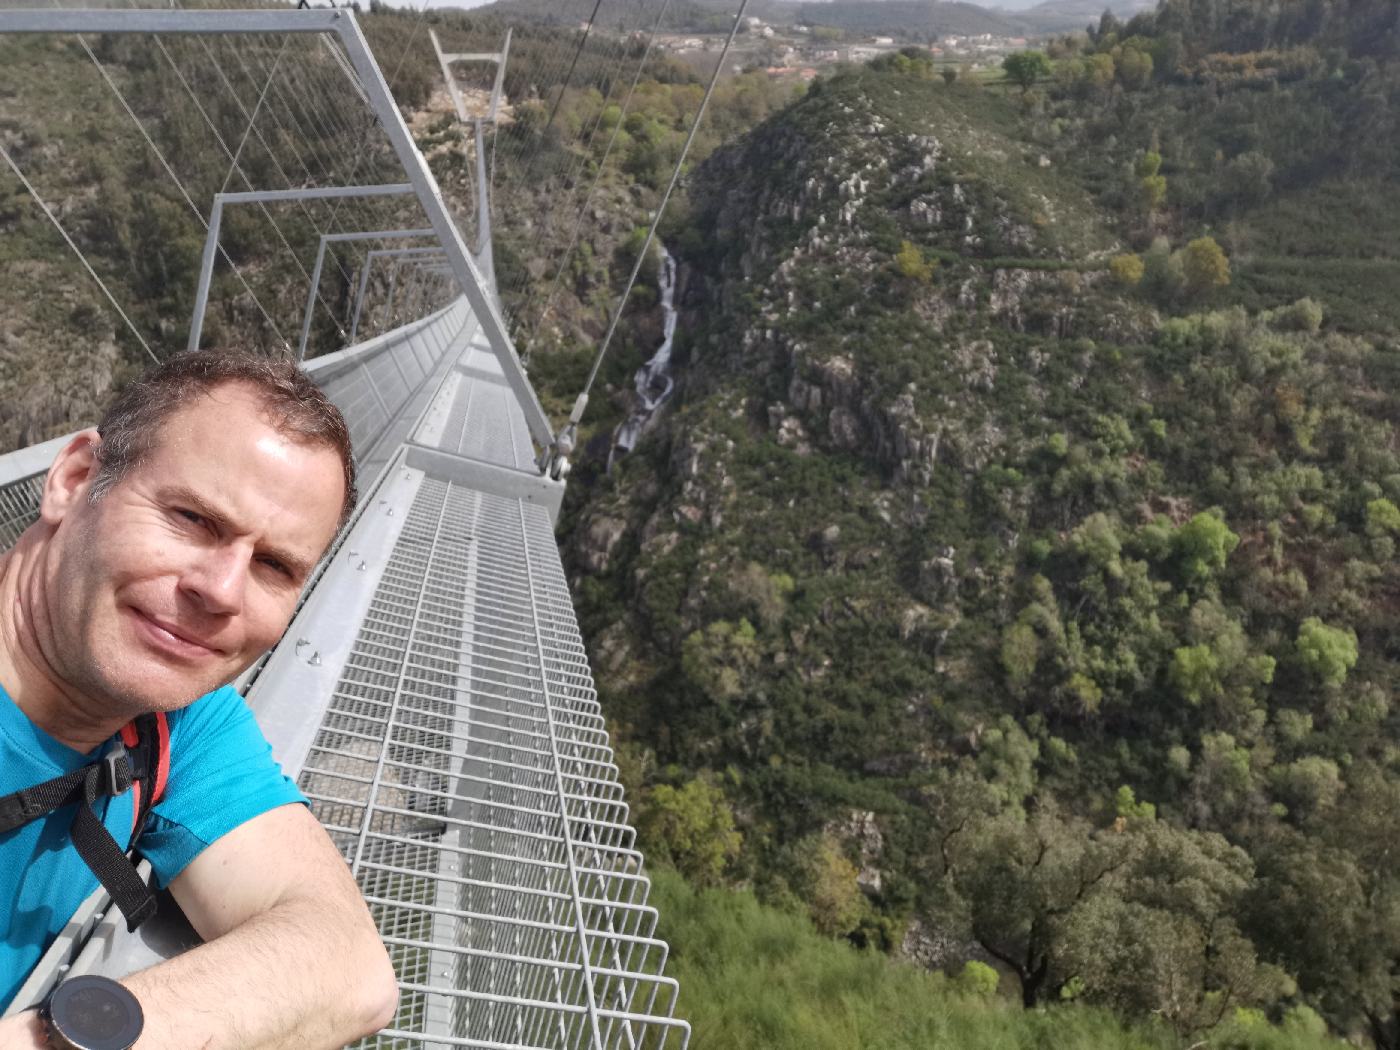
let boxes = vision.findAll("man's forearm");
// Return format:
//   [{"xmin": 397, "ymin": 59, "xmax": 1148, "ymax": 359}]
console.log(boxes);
[
  {"xmin": 0, "ymin": 806, "xmax": 398, "ymax": 1048},
  {"xmin": 124, "ymin": 892, "xmax": 397, "ymax": 1049},
  {"xmin": 0, "ymin": 896, "xmax": 396, "ymax": 1050}
]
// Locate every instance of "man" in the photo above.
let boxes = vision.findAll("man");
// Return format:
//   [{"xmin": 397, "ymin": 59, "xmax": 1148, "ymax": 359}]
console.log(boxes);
[{"xmin": 0, "ymin": 352, "xmax": 398, "ymax": 1047}]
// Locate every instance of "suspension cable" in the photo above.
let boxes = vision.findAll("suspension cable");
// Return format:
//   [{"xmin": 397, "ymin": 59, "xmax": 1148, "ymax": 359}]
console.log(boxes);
[
  {"xmin": 541, "ymin": 0, "xmax": 604, "ymax": 138},
  {"xmin": 165, "ymin": 35, "xmax": 354, "ymax": 327},
  {"xmin": 523, "ymin": 0, "xmax": 672, "ymax": 355},
  {"xmin": 508, "ymin": 18, "xmax": 659, "ymax": 337},
  {"xmin": 218, "ymin": 36, "xmax": 288, "ymax": 193},
  {"xmin": 496, "ymin": 21, "xmax": 650, "ymax": 334},
  {"xmin": 565, "ymin": 0, "xmax": 751, "ymax": 433},
  {"xmin": 72, "ymin": 33, "xmax": 291, "ymax": 348},
  {"xmin": 323, "ymin": 0, "xmax": 439, "ymax": 233},
  {"xmin": 0, "ymin": 143, "xmax": 158, "ymax": 364}
]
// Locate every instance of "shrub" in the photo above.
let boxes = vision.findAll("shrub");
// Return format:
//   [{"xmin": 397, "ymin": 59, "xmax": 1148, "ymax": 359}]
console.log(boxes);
[
  {"xmin": 1295, "ymin": 617, "xmax": 1358, "ymax": 687},
  {"xmin": 1182, "ymin": 236, "xmax": 1231, "ymax": 299},
  {"xmin": 1110, "ymin": 253, "xmax": 1145, "ymax": 288},
  {"xmin": 954, "ymin": 961, "xmax": 1001, "ymax": 1001},
  {"xmin": 895, "ymin": 240, "xmax": 936, "ymax": 283},
  {"xmin": 1364, "ymin": 497, "xmax": 1400, "ymax": 537}
]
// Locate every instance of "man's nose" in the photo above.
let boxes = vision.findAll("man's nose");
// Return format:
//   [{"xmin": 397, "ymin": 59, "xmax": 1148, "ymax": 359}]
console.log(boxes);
[{"xmin": 179, "ymin": 545, "xmax": 248, "ymax": 615}]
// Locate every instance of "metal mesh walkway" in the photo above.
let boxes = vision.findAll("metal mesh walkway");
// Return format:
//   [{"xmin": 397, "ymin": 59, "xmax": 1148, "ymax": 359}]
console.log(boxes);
[
  {"xmin": 415, "ymin": 338, "xmax": 539, "ymax": 474},
  {"xmin": 293, "ymin": 476, "xmax": 683, "ymax": 1048}
]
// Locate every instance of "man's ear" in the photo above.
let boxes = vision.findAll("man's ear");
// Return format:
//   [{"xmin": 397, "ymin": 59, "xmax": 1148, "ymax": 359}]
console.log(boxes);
[{"xmin": 39, "ymin": 429, "xmax": 103, "ymax": 526}]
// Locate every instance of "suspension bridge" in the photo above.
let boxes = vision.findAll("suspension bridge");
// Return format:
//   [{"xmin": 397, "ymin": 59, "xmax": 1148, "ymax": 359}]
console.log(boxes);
[{"xmin": 0, "ymin": 2, "xmax": 749, "ymax": 1045}]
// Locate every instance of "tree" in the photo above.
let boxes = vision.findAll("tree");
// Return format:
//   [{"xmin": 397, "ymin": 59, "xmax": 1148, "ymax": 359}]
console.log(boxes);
[
  {"xmin": 1136, "ymin": 151, "xmax": 1167, "ymax": 215},
  {"xmin": 1058, "ymin": 821, "xmax": 1286, "ymax": 1032},
  {"xmin": 1271, "ymin": 756, "xmax": 1343, "ymax": 819},
  {"xmin": 1172, "ymin": 509, "xmax": 1239, "ymax": 585},
  {"xmin": 1136, "ymin": 151, "xmax": 1163, "ymax": 180},
  {"xmin": 1181, "ymin": 237, "xmax": 1231, "ymax": 299},
  {"xmin": 935, "ymin": 800, "xmax": 1129, "ymax": 1007},
  {"xmin": 727, "ymin": 562, "xmax": 793, "ymax": 629},
  {"xmin": 1168, "ymin": 599, "xmax": 1274, "ymax": 727},
  {"xmin": 638, "ymin": 777, "xmax": 742, "ymax": 886},
  {"xmin": 1001, "ymin": 622, "xmax": 1039, "ymax": 689},
  {"xmin": 1140, "ymin": 173, "xmax": 1168, "ymax": 213},
  {"xmin": 1143, "ymin": 235, "xmax": 1184, "ymax": 301},
  {"xmin": 681, "ymin": 619, "xmax": 759, "ymax": 702},
  {"xmin": 1250, "ymin": 770, "xmax": 1400, "ymax": 1049},
  {"xmin": 1295, "ymin": 617, "xmax": 1358, "ymax": 687},
  {"xmin": 1003, "ymin": 50, "xmax": 1052, "ymax": 93},
  {"xmin": 1085, "ymin": 52, "xmax": 1116, "ymax": 93},
  {"xmin": 1221, "ymin": 151, "xmax": 1275, "ymax": 209},
  {"xmin": 1117, "ymin": 46, "xmax": 1154, "ymax": 89},
  {"xmin": 1365, "ymin": 497, "xmax": 1400, "ymax": 538},
  {"xmin": 782, "ymin": 833, "xmax": 866, "ymax": 937}
]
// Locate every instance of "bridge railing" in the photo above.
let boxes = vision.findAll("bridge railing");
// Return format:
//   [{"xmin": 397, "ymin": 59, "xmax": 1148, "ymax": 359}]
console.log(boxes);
[{"xmin": 0, "ymin": 300, "xmax": 472, "ymax": 551}]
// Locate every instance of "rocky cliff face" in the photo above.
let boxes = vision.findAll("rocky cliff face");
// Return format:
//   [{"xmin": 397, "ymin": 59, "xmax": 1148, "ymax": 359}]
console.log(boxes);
[
  {"xmin": 568, "ymin": 66, "xmax": 1144, "ymax": 579},
  {"xmin": 671, "ymin": 76, "xmax": 1150, "ymax": 482}
]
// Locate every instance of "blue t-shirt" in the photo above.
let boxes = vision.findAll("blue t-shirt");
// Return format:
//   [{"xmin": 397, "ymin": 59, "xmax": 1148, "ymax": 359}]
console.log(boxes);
[{"xmin": 0, "ymin": 684, "xmax": 306, "ymax": 1009}]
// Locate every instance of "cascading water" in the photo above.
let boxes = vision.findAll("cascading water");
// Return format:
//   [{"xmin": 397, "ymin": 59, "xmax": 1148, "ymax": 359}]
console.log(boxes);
[{"xmin": 610, "ymin": 247, "xmax": 679, "ymax": 469}]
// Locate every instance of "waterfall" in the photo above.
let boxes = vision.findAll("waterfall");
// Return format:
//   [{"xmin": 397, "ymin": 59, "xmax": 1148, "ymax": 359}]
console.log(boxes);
[{"xmin": 610, "ymin": 247, "xmax": 679, "ymax": 468}]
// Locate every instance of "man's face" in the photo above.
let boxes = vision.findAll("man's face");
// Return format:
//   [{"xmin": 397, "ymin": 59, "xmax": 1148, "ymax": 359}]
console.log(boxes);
[{"xmin": 41, "ymin": 383, "xmax": 345, "ymax": 715}]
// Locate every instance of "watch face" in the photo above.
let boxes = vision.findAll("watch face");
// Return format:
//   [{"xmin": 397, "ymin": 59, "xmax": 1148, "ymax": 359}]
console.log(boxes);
[{"xmin": 49, "ymin": 976, "xmax": 144, "ymax": 1050}]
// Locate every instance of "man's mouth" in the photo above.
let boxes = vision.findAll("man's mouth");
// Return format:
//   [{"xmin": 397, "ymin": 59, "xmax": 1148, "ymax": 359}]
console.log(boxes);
[{"xmin": 127, "ymin": 607, "xmax": 223, "ymax": 659}]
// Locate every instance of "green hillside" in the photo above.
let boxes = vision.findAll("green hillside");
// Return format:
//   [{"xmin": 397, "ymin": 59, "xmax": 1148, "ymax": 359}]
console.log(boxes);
[
  {"xmin": 557, "ymin": 8, "xmax": 1400, "ymax": 1046},
  {"xmin": 785, "ymin": 1, "xmax": 1027, "ymax": 39}
]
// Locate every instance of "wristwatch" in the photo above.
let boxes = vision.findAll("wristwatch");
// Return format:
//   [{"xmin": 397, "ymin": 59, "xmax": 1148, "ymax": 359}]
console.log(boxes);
[{"xmin": 40, "ymin": 975, "xmax": 144, "ymax": 1050}]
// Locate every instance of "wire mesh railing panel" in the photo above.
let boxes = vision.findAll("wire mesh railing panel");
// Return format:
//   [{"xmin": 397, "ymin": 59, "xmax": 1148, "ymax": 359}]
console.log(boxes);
[
  {"xmin": 0, "ymin": 473, "xmax": 45, "ymax": 551},
  {"xmin": 293, "ymin": 472, "xmax": 685, "ymax": 1049}
]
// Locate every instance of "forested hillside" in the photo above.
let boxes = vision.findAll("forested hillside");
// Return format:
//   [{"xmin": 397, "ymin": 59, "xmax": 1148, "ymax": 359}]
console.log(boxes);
[{"xmin": 558, "ymin": 2, "xmax": 1400, "ymax": 1046}]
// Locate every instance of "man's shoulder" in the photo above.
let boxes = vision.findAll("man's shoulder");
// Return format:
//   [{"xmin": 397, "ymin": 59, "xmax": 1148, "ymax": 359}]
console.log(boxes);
[
  {"xmin": 142, "ymin": 682, "xmax": 303, "ymax": 885},
  {"xmin": 166, "ymin": 683, "xmax": 252, "ymax": 735},
  {"xmin": 162, "ymin": 684, "xmax": 273, "ymax": 781}
]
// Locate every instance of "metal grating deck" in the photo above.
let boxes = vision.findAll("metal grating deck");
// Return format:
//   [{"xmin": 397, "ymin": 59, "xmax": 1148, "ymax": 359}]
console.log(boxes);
[
  {"xmin": 414, "ymin": 343, "xmax": 538, "ymax": 473},
  {"xmin": 297, "ymin": 476, "xmax": 687, "ymax": 1050}
]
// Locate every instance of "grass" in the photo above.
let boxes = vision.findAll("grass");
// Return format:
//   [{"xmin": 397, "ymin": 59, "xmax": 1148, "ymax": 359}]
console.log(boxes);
[{"xmin": 649, "ymin": 868, "xmax": 1348, "ymax": 1050}]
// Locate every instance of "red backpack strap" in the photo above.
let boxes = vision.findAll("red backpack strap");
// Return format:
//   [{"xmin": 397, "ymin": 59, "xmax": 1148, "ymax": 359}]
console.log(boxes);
[
  {"xmin": 151, "ymin": 710, "xmax": 170, "ymax": 804},
  {"xmin": 119, "ymin": 711, "xmax": 170, "ymax": 850}
]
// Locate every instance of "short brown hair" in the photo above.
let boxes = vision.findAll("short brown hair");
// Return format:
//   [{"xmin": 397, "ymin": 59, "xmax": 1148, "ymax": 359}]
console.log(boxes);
[{"xmin": 90, "ymin": 351, "xmax": 357, "ymax": 527}]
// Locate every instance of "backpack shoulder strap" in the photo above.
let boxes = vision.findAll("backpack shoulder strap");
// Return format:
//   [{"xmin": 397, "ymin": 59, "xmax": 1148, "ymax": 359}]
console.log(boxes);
[
  {"xmin": 0, "ymin": 713, "xmax": 168, "ymax": 932},
  {"xmin": 0, "ymin": 766, "xmax": 93, "ymax": 835}
]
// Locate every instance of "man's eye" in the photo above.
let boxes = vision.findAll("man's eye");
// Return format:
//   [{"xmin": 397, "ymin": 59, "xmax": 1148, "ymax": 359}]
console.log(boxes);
[
  {"xmin": 176, "ymin": 509, "xmax": 205, "ymax": 526},
  {"xmin": 259, "ymin": 557, "xmax": 292, "ymax": 578}
]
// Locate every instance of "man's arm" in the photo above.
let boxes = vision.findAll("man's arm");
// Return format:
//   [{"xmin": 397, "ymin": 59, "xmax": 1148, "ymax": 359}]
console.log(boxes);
[{"xmin": 2, "ymin": 804, "xmax": 398, "ymax": 1049}]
